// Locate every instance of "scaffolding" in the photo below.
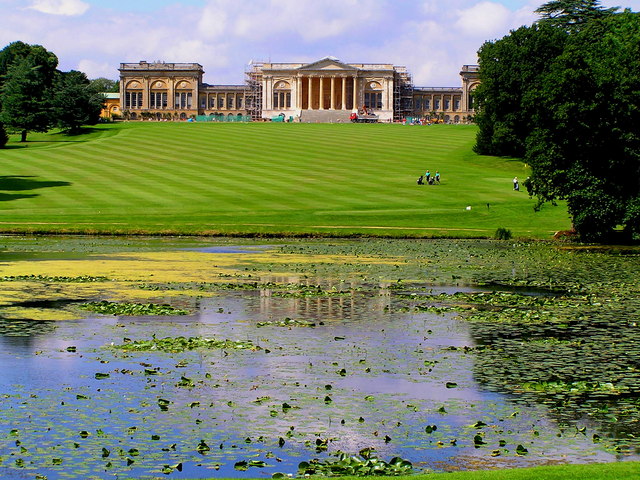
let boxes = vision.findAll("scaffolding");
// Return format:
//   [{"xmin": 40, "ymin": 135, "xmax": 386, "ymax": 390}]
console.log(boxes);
[
  {"xmin": 393, "ymin": 67, "xmax": 414, "ymax": 122},
  {"xmin": 244, "ymin": 62, "xmax": 264, "ymax": 121}
]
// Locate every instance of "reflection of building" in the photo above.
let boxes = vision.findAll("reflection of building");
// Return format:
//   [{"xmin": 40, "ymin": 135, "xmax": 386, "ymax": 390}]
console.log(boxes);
[{"xmin": 116, "ymin": 58, "xmax": 479, "ymax": 123}]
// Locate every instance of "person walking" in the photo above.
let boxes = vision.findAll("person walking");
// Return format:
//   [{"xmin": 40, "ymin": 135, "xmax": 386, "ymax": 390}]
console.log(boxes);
[{"xmin": 513, "ymin": 176, "xmax": 519, "ymax": 191}]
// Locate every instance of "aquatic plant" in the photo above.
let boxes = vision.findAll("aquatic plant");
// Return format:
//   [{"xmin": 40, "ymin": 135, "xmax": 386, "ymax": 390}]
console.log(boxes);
[{"xmin": 79, "ymin": 301, "xmax": 189, "ymax": 316}]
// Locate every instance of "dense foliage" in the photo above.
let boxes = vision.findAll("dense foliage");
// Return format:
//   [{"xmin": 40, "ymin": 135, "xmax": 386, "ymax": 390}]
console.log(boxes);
[
  {"xmin": 474, "ymin": 1, "xmax": 640, "ymax": 242},
  {"xmin": 0, "ymin": 41, "xmax": 105, "ymax": 141},
  {"xmin": 89, "ymin": 77, "xmax": 119, "ymax": 93},
  {"xmin": 0, "ymin": 42, "xmax": 58, "ymax": 142},
  {"xmin": 52, "ymin": 70, "xmax": 104, "ymax": 132}
]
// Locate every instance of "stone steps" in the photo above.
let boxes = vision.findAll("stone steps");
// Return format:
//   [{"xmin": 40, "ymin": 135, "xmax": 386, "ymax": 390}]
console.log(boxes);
[{"xmin": 300, "ymin": 110, "xmax": 353, "ymax": 123}]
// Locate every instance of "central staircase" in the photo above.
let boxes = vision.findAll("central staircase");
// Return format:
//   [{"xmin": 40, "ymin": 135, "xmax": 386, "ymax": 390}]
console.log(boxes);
[{"xmin": 300, "ymin": 110, "xmax": 353, "ymax": 123}]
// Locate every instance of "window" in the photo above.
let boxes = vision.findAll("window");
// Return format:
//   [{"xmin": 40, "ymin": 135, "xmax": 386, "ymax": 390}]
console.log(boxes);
[
  {"xmin": 174, "ymin": 92, "xmax": 192, "ymax": 109},
  {"xmin": 237, "ymin": 97, "xmax": 243, "ymax": 109},
  {"xmin": 434, "ymin": 98, "xmax": 440, "ymax": 110},
  {"xmin": 218, "ymin": 97, "xmax": 224, "ymax": 109},
  {"xmin": 150, "ymin": 92, "xmax": 167, "ymax": 109},
  {"xmin": 424, "ymin": 99, "xmax": 430, "ymax": 110},
  {"xmin": 209, "ymin": 97, "xmax": 215, "ymax": 108},
  {"xmin": 454, "ymin": 98, "xmax": 460, "ymax": 111},
  {"xmin": 125, "ymin": 91, "xmax": 142, "ymax": 108},
  {"xmin": 227, "ymin": 96, "xmax": 234, "ymax": 109},
  {"xmin": 415, "ymin": 99, "xmax": 422, "ymax": 111},
  {"xmin": 444, "ymin": 99, "xmax": 450, "ymax": 110},
  {"xmin": 273, "ymin": 89, "xmax": 291, "ymax": 109},
  {"xmin": 364, "ymin": 92, "xmax": 382, "ymax": 109}
]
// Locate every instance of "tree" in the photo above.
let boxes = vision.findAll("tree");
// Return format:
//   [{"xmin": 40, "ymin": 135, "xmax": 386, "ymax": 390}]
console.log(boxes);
[
  {"xmin": 0, "ymin": 42, "xmax": 58, "ymax": 142},
  {"xmin": 473, "ymin": 23, "xmax": 567, "ymax": 157},
  {"xmin": 0, "ymin": 55, "xmax": 57, "ymax": 142},
  {"xmin": 535, "ymin": 0, "xmax": 618, "ymax": 30},
  {"xmin": 0, "ymin": 122, "xmax": 8, "ymax": 148},
  {"xmin": 525, "ymin": 11, "xmax": 640, "ymax": 241},
  {"xmin": 51, "ymin": 70, "xmax": 104, "ymax": 133},
  {"xmin": 89, "ymin": 77, "xmax": 119, "ymax": 93},
  {"xmin": 473, "ymin": 1, "xmax": 639, "ymax": 242},
  {"xmin": 0, "ymin": 42, "xmax": 58, "ymax": 96}
]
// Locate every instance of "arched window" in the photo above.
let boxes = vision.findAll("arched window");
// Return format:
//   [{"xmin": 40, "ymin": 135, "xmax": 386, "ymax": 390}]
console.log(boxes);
[
  {"xmin": 364, "ymin": 81, "xmax": 383, "ymax": 109},
  {"xmin": 273, "ymin": 81, "xmax": 291, "ymax": 109},
  {"xmin": 124, "ymin": 80, "xmax": 143, "ymax": 109},
  {"xmin": 150, "ymin": 81, "xmax": 167, "ymax": 109}
]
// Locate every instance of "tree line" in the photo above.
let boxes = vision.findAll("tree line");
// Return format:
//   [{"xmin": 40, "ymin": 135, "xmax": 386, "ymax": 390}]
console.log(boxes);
[
  {"xmin": 0, "ymin": 41, "xmax": 117, "ymax": 146},
  {"xmin": 473, "ymin": 0, "xmax": 640, "ymax": 242}
]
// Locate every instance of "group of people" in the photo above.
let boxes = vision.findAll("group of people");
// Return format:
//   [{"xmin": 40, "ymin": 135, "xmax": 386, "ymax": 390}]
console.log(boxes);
[{"xmin": 417, "ymin": 170, "xmax": 440, "ymax": 185}]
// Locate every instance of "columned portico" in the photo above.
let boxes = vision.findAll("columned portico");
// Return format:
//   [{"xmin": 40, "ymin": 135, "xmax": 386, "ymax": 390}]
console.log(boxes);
[{"xmin": 257, "ymin": 57, "xmax": 397, "ymax": 122}]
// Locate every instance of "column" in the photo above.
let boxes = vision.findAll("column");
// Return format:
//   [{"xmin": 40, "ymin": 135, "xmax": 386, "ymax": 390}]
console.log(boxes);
[
  {"xmin": 341, "ymin": 76, "xmax": 347, "ymax": 110},
  {"xmin": 308, "ymin": 76, "xmax": 313, "ymax": 110},
  {"xmin": 168, "ymin": 79, "xmax": 175, "ymax": 109},
  {"xmin": 319, "ymin": 76, "xmax": 324, "ymax": 110},
  {"xmin": 352, "ymin": 76, "xmax": 358, "ymax": 110},
  {"xmin": 330, "ymin": 76, "xmax": 336, "ymax": 110},
  {"xmin": 143, "ymin": 78, "xmax": 150, "ymax": 110},
  {"xmin": 297, "ymin": 77, "xmax": 302, "ymax": 110}
]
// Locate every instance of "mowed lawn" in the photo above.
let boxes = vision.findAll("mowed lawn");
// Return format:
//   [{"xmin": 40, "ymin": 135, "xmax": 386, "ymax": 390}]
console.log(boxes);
[{"xmin": 0, "ymin": 122, "xmax": 571, "ymax": 237}]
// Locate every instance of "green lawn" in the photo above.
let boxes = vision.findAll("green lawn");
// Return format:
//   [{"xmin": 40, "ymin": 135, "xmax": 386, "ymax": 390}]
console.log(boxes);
[
  {"xmin": 0, "ymin": 122, "xmax": 571, "ymax": 238},
  {"xmin": 190, "ymin": 461, "xmax": 640, "ymax": 480},
  {"xmin": 348, "ymin": 461, "xmax": 639, "ymax": 480}
]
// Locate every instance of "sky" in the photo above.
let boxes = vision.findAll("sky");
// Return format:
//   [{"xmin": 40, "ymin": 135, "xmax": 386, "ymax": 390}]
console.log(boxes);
[{"xmin": 0, "ymin": 0, "xmax": 637, "ymax": 87}]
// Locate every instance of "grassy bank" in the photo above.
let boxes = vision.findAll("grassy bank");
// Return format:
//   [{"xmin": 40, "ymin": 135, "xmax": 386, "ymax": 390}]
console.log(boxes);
[
  {"xmin": 1, "ymin": 122, "xmax": 571, "ymax": 238},
  {"xmin": 323, "ymin": 461, "xmax": 640, "ymax": 480}
]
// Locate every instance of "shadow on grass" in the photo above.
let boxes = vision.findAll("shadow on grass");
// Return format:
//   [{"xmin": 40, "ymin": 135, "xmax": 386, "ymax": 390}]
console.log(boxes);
[
  {"xmin": 0, "ymin": 176, "xmax": 71, "ymax": 201},
  {"xmin": 1, "ymin": 144, "xmax": 28, "ymax": 150}
]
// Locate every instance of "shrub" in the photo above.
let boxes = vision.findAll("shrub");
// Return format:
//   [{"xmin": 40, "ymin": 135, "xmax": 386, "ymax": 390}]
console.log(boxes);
[{"xmin": 495, "ymin": 227, "xmax": 513, "ymax": 240}]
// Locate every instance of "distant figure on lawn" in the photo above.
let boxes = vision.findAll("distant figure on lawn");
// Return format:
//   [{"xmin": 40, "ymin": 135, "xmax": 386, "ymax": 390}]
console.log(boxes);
[
  {"xmin": 425, "ymin": 170, "xmax": 431, "ymax": 184},
  {"xmin": 435, "ymin": 171, "xmax": 440, "ymax": 183},
  {"xmin": 513, "ymin": 176, "xmax": 519, "ymax": 191},
  {"xmin": 417, "ymin": 175, "xmax": 424, "ymax": 185}
]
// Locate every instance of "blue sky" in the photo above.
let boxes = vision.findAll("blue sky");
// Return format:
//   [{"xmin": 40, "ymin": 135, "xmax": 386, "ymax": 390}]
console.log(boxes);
[{"xmin": 0, "ymin": 0, "xmax": 637, "ymax": 86}]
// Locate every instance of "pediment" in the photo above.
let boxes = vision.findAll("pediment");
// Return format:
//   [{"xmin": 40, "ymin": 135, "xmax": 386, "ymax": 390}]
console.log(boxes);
[{"xmin": 298, "ymin": 57, "xmax": 357, "ymax": 72}]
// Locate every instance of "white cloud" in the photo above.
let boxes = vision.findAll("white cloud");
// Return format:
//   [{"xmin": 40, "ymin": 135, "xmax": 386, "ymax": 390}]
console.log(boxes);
[
  {"xmin": 6, "ymin": 0, "xmax": 620, "ymax": 86},
  {"xmin": 27, "ymin": 0, "xmax": 90, "ymax": 16},
  {"xmin": 76, "ymin": 59, "xmax": 113, "ymax": 79},
  {"xmin": 455, "ymin": 2, "xmax": 511, "ymax": 37},
  {"xmin": 198, "ymin": 0, "xmax": 385, "ymax": 43}
]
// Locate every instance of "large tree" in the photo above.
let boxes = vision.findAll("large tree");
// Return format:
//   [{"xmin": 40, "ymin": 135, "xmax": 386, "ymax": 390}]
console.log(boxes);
[
  {"xmin": 0, "ymin": 42, "xmax": 58, "ymax": 142},
  {"xmin": 52, "ymin": 70, "xmax": 104, "ymax": 133},
  {"xmin": 473, "ymin": 23, "xmax": 567, "ymax": 157},
  {"xmin": 473, "ymin": 1, "xmax": 640, "ymax": 242},
  {"xmin": 525, "ymin": 10, "xmax": 640, "ymax": 241}
]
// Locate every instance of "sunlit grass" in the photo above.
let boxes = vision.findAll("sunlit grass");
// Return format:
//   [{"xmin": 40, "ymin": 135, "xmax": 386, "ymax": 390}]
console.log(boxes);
[{"xmin": 1, "ymin": 122, "xmax": 571, "ymax": 238}]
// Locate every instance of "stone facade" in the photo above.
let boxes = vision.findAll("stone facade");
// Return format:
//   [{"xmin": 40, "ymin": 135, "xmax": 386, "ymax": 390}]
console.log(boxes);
[
  {"xmin": 251, "ymin": 57, "xmax": 398, "ymax": 122},
  {"xmin": 117, "ymin": 58, "xmax": 480, "ymax": 123}
]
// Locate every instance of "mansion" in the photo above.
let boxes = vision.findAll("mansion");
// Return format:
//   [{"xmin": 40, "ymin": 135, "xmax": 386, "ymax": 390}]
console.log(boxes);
[{"xmin": 113, "ymin": 57, "xmax": 479, "ymax": 123}]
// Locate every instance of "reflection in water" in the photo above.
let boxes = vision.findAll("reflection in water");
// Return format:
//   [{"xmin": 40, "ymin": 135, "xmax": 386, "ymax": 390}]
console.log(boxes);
[{"xmin": 0, "ymin": 286, "xmax": 632, "ymax": 480}]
